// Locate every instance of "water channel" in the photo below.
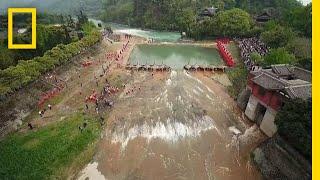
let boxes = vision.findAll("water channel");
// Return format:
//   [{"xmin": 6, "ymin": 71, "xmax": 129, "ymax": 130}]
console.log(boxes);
[
  {"xmin": 79, "ymin": 19, "xmax": 264, "ymax": 180},
  {"xmin": 129, "ymin": 44, "xmax": 223, "ymax": 69}
]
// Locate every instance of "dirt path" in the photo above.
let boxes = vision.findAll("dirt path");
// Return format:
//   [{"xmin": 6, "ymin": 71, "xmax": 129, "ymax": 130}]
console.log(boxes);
[{"xmin": 22, "ymin": 35, "xmax": 146, "ymax": 130}]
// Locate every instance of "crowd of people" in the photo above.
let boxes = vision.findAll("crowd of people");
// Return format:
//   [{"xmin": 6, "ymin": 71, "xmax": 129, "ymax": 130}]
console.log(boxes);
[
  {"xmin": 236, "ymin": 37, "xmax": 269, "ymax": 70},
  {"xmin": 102, "ymin": 27, "xmax": 113, "ymax": 38},
  {"xmin": 38, "ymin": 104, "xmax": 52, "ymax": 118},
  {"xmin": 105, "ymin": 39, "xmax": 131, "ymax": 68},
  {"xmin": 97, "ymin": 80, "xmax": 119, "ymax": 109},
  {"xmin": 125, "ymin": 85, "xmax": 141, "ymax": 96},
  {"xmin": 29, "ymin": 32, "xmax": 135, "ymax": 131}
]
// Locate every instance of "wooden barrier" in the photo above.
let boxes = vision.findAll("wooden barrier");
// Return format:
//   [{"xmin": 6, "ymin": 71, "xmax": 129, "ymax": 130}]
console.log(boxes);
[{"xmin": 184, "ymin": 65, "xmax": 227, "ymax": 72}]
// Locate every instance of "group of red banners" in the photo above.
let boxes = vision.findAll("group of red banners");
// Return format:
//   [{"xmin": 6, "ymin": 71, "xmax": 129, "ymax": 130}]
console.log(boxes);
[
  {"xmin": 217, "ymin": 38, "xmax": 235, "ymax": 67},
  {"xmin": 38, "ymin": 86, "xmax": 63, "ymax": 107},
  {"xmin": 105, "ymin": 40, "xmax": 130, "ymax": 63}
]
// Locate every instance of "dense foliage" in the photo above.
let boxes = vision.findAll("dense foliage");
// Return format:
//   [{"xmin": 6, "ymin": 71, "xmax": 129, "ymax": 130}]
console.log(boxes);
[
  {"xmin": 227, "ymin": 64, "xmax": 248, "ymax": 98},
  {"xmin": 275, "ymin": 98, "xmax": 312, "ymax": 161},
  {"xmin": 261, "ymin": 23, "xmax": 295, "ymax": 48},
  {"xmin": 282, "ymin": 3, "xmax": 312, "ymax": 38},
  {"xmin": 0, "ymin": 30, "xmax": 101, "ymax": 98},
  {"xmin": 285, "ymin": 37, "xmax": 311, "ymax": 70},
  {"xmin": 263, "ymin": 48, "xmax": 296, "ymax": 66},
  {"xmin": 101, "ymin": 0, "xmax": 306, "ymax": 35},
  {"xmin": 213, "ymin": 8, "xmax": 253, "ymax": 37},
  {"xmin": 0, "ymin": 0, "xmax": 104, "ymax": 17},
  {"xmin": 0, "ymin": 25, "xmax": 71, "ymax": 70}
]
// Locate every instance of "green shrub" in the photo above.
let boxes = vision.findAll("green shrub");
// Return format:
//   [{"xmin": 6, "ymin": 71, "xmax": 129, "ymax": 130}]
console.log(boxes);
[
  {"xmin": 227, "ymin": 64, "xmax": 248, "ymax": 98},
  {"xmin": 275, "ymin": 98, "xmax": 312, "ymax": 161}
]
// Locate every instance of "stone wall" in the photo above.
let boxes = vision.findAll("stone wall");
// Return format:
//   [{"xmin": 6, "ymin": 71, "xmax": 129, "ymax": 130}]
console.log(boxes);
[{"xmin": 252, "ymin": 136, "xmax": 311, "ymax": 180}]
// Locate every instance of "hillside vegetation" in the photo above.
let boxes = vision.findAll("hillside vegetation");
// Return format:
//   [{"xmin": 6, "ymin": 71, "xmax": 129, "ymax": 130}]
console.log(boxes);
[{"xmin": 0, "ymin": 0, "xmax": 103, "ymax": 16}]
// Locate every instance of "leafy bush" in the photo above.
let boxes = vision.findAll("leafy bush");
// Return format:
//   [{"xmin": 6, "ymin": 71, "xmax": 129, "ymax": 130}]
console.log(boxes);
[
  {"xmin": 275, "ymin": 98, "xmax": 312, "ymax": 161},
  {"xmin": 250, "ymin": 52, "xmax": 264, "ymax": 65},
  {"xmin": 0, "ymin": 25, "xmax": 72, "ymax": 70},
  {"xmin": 261, "ymin": 24, "xmax": 295, "ymax": 48},
  {"xmin": 263, "ymin": 48, "xmax": 296, "ymax": 67},
  {"xmin": 213, "ymin": 8, "xmax": 253, "ymax": 37},
  {"xmin": 227, "ymin": 64, "xmax": 248, "ymax": 98}
]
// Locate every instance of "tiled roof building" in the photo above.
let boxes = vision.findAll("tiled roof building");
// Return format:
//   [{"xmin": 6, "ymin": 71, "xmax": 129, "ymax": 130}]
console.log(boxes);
[{"xmin": 244, "ymin": 64, "xmax": 311, "ymax": 137}]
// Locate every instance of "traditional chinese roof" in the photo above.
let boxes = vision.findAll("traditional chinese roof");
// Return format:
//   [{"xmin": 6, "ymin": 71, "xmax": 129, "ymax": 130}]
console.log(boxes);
[
  {"xmin": 284, "ymin": 84, "xmax": 312, "ymax": 99},
  {"xmin": 200, "ymin": 7, "xmax": 218, "ymax": 17},
  {"xmin": 292, "ymin": 67, "xmax": 312, "ymax": 82},
  {"xmin": 250, "ymin": 64, "xmax": 311, "ymax": 99},
  {"xmin": 271, "ymin": 64, "xmax": 293, "ymax": 76},
  {"xmin": 255, "ymin": 12, "xmax": 273, "ymax": 22},
  {"xmin": 252, "ymin": 73, "xmax": 286, "ymax": 90}
]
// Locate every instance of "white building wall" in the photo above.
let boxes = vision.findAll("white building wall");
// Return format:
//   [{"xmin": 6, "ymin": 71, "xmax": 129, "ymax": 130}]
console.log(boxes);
[
  {"xmin": 245, "ymin": 95, "xmax": 259, "ymax": 121},
  {"xmin": 260, "ymin": 107, "xmax": 278, "ymax": 137}
]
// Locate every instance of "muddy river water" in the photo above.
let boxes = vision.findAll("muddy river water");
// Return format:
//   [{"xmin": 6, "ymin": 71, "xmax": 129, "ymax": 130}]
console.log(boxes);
[
  {"xmin": 78, "ymin": 22, "xmax": 264, "ymax": 179},
  {"xmin": 78, "ymin": 69, "xmax": 264, "ymax": 180}
]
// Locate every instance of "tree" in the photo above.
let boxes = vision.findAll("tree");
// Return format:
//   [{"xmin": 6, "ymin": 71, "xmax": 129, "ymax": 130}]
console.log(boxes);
[
  {"xmin": 261, "ymin": 24, "xmax": 295, "ymax": 48},
  {"xmin": 0, "ymin": 30, "xmax": 101, "ymax": 97},
  {"xmin": 227, "ymin": 64, "xmax": 248, "ymax": 98},
  {"xmin": 286, "ymin": 37, "xmax": 312, "ymax": 70},
  {"xmin": 286, "ymin": 37, "xmax": 311, "ymax": 60},
  {"xmin": 283, "ymin": 3, "xmax": 312, "ymax": 37},
  {"xmin": 263, "ymin": 48, "xmax": 296, "ymax": 66},
  {"xmin": 176, "ymin": 8, "xmax": 196, "ymax": 35},
  {"xmin": 82, "ymin": 21, "xmax": 97, "ymax": 36},
  {"xmin": 214, "ymin": 0, "xmax": 225, "ymax": 10},
  {"xmin": 250, "ymin": 52, "xmax": 263, "ymax": 65},
  {"xmin": 214, "ymin": 8, "xmax": 253, "ymax": 37},
  {"xmin": 0, "ymin": 45, "xmax": 15, "ymax": 70},
  {"xmin": 275, "ymin": 98, "xmax": 312, "ymax": 161}
]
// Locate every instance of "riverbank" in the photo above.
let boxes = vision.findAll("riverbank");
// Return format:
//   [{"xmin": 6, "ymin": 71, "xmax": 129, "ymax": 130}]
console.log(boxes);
[
  {"xmin": 75, "ymin": 34, "xmax": 266, "ymax": 179},
  {"xmin": 0, "ymin": 31, "xmax": 266, "ymax": 179}
]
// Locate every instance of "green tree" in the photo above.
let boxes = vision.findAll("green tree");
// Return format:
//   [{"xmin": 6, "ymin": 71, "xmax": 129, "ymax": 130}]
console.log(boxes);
[
  {"xmin": 275, "ymin": 98, "xmax": 312, "ymax": 161},
  {"xmin": 264, "ymin": 48, "xmax": 296, "ymax": 66},
  {"xmin": 261, "ymin": 24, "xmax": 295, "ymax": 48},
  {"xmin": 286, "ymin": 37, "xmax": 311, "ymax": 60},
  {"xmin": 214, "ymin": 8, "xmax": 253, "ymax": 37},
  {"xmin": 0, "ymin": 45, "xmax": 15, "ymax": 70},
  {"xmin": 286, "ymin": 37, "xmax": 312, "ymax": 70},
  {"xmin": 82, "ymin": 21, "xmax": 97, "ymax": 36},
  {"xmin": 227, "ymin": 64, "xmax": 248, "ymax": 98},
  {"xmin": 176, "ymin": 8, "xmax": 196, "ymax": 35},
  {"xmin": 283, "ymin": 3, "xmax": 312, "ymax": 37},
  {"xmin": 250, "ymin": 52, "xmax": 264, "ymax": 65}
]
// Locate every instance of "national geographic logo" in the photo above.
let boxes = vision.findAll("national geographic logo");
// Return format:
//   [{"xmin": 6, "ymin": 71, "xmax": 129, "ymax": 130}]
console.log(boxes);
[{"xmin": 7, "ymin": 8, "xmax": 37, "ymax": 49}]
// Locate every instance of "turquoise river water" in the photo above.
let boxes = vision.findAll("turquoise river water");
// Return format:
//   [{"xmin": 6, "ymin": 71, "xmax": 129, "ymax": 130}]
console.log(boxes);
[{"xmin": 129, "ymin": 44, "xmax": 223, "ymax": 69}]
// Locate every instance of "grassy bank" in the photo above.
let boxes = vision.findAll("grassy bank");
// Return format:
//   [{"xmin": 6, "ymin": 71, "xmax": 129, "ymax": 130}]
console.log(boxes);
[
  {"xmin": 226, "ymin": 42, "xmax": 241, "ymax": 63},
  {"xmin": 0, "ymin": 113, "xmax": 101, "ymax": 179},
  {"xmin": 226, "ymin": 64, "xmax": 249, "ymax": 99}
]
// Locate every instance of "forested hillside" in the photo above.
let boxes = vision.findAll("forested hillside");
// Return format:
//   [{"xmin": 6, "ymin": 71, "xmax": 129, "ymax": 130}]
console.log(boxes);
[
  {"xmin": 101, "ymin": 0, "xmax": 304, "ymax": 31},
  {"xmin": 0, "ymin": 0, "xmax": 103, "ymax": 16}
]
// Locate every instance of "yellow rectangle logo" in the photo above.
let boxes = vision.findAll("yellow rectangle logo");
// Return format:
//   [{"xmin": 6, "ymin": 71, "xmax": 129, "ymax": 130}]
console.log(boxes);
[{"xmin": 8, "ymin": 8, "xmax": 37, "ymax": 49}]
